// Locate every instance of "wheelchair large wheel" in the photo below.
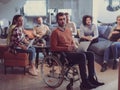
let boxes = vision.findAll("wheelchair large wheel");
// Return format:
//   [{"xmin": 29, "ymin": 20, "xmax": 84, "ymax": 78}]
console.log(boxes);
[
  {"xmin": 41, "ymin": 55, "xmax": 64, "ymax": 88},
  {"xmin": 65, "ymin": 65, "xmax": 80, "ymax": 82}
]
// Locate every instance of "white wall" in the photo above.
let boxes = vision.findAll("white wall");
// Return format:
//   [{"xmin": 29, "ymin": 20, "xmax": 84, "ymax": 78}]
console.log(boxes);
[
  {"xmin": 96, "ymin": 0, "xmax": 120, "ymax": 23},
  {"xmin": 92, "ymin": 0, "xmax": 98, "ymax": 24},
  {"xmin": 78, "ymin": 0, "xmax": 93, "ymax": 25}
]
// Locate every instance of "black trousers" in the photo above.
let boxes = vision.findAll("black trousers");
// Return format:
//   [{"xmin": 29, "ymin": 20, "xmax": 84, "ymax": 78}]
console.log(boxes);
[{"xmin": 64, "ymin": 51, "xmax": 95, "ymax": 83}]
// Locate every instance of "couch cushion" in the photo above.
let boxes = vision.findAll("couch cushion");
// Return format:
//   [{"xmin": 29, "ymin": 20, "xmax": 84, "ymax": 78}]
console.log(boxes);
[
  {"xmin": 98, "ymin": 37, "xmax": 107, "ymax": 41},
  {"xmin": 98, "ymin": 25, "xmax": 108, "ymax": 37},
  {"xmin": 89, "ymin": 39, "xmax": 113, "ymax": 56},
  {"xmin": 98, "ymin": 26, "xmax": 112, "ymax": 39},
  {"xmin": 102, "ymin": 26, "xmax": 112, "ymax": 39}
]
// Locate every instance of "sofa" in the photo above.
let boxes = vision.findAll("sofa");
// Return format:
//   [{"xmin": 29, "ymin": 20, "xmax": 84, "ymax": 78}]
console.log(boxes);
[{"xmin": 88, "ymin": 25, "xmax": 114, "ymax": 65}]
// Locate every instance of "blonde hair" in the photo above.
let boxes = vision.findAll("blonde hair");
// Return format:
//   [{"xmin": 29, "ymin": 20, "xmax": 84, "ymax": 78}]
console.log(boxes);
[{"xmin": 116, "ymin": 15, "xmax": 120, "ymax": 19}]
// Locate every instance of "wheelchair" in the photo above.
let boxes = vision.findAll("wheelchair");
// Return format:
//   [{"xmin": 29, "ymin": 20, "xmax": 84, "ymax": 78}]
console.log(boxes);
[{"xmin": 40, "ymin": 51, "xmax": 80, "ymax": 88}]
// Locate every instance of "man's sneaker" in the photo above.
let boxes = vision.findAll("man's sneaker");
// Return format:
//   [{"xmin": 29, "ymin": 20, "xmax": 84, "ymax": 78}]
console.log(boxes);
[
  {"xmin": 100, "ymin": 63, "xmax": 107, "ymax": 72},
  {"xmin": 28, "ymin": 68, "xmax": 38, "ymax": 76},
  {"xmin": 80, "ymin": 82, "xmax": 97, "ymax": 89},
  {"xmin": 89, "ymin": 77, "xmax": 105, "ymax": 86},
  {"xmin": 112, "ymin": 60, "xmax": 118, "ymax": 70}
]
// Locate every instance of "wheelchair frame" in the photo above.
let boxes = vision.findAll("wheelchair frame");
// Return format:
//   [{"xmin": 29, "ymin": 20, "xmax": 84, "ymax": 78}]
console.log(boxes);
[{"xmin": 40, "ymin": 51, "xmax": 80, "ymax": 88}]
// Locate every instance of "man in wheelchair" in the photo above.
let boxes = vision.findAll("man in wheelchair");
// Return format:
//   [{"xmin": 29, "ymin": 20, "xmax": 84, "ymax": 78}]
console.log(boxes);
[{"xmin": 50, "ymin": 12, "xmax": 104, "ymax": 90}]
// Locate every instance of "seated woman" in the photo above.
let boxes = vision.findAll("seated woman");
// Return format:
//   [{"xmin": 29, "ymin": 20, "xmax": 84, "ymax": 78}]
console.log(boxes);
[
  {"xmin": 101, "ymin": 15, "xmax": 120, "ymax": 72},
  {"xmin": 8, "ymin": 15, "xmax": 38, "ymax": 76}
]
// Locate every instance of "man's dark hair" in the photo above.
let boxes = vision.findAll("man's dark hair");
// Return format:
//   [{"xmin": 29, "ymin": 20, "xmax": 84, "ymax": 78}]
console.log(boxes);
[
  {"xmin": 64, "ymin": 12, "xmax": 69, "ymax": 16},
  {"xmin": 56, "ymin": 12, "xmax": 65, "ymax": 22},
  {"xmin": 82, "ymin": 15, "xmax": 93, "ymax": 26}
]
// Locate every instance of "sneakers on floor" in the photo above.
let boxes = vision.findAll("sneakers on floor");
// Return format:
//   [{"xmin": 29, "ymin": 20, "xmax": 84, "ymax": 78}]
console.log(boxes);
[
  {"xmin": 112, "ymin": 60, "xmax": 118, "ymax": 70},
  {"xmin": 89, "ymin": 77, "xmax": 105, "ymax": 86},
  {"xmin": 100, "ymin": 63, "xmax": 107, "ymax": 72},
  {"xmin": 80, "ymin": 81, "xmax": 97, "ymax": 89},
  {"xmin": 28, "ymin": 68, "xmax": 38, "ymax": 76},
  {"xmin": 36, "ymin": 69, "xmax": 40, "ymax": 73}
]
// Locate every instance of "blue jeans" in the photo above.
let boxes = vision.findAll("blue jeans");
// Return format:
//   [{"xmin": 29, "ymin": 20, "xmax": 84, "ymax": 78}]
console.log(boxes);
[
  {"xmin": 104, "ymin": 42, "xmax": 120, "ymax": 62},
  {"xmin": 16, "ymin": 46, "xmax": 36, "ymax": 64},
  {"xmin": 103, "ymin": 46, "xmax": 111, "ymax": 62},
  {"xmin": 111, "ymin": 42, "xmax": 120, "ymax": 60}
]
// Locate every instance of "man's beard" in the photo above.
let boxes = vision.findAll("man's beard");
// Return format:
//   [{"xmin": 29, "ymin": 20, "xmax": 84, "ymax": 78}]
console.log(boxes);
[{"xmin": 59, "ymin": 23, "xmax": 66, "ymax": 28}]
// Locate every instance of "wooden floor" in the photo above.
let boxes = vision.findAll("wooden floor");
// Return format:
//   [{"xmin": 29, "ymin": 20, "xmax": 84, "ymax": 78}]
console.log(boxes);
[{"xmin": 0, "ymin": 60, "xmax": 118, "ymax": 90}]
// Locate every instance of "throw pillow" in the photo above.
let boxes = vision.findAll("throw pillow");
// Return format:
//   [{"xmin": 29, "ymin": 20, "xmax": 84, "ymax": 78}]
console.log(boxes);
[
  {"xmin": 98, "ymin": 25, "xmax": 108, "ymax": 37},
  {"xmin": 102, "ymin": 26, "xmax": 112, "ymax": 39}
]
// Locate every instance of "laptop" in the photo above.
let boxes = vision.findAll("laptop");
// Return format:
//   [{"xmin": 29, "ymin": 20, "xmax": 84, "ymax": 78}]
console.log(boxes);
[
  {"xmin": 27, "ymin": 39, "xmax": 35, "ymax": 49},
  {"xmin": 76, "ymin": 41, "xmax": 91, "ymax": 52}
]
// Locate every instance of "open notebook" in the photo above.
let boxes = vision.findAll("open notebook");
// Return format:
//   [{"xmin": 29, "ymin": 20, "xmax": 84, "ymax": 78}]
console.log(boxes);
[
  {"xmin": 76, "ymin": 41, "xmax": 91, "ymax": 52},
  {"xmin": 27, "ymin": 39, "xmax": 35, "ymax": 49}
]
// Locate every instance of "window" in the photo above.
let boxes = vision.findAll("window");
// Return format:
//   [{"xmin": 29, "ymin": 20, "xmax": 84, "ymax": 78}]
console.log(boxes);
[{"xmin": 24, "ymin": 0, "xmax": 47, "ymax": 16}]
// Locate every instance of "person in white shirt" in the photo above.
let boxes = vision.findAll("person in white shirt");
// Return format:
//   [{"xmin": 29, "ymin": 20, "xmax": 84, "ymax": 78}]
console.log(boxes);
[
  {"xmin": 33, "ymin": 17, "xmax": 51, "ymax": 46},
  {"xmin": 65, "ymin": 12, "xmax": 77, "ymax": 36},
  {"xmin": 65, "ymin": 12, "xmax": 78, "ymax": 48},
  {"xmin": 79, "ymin": 15, "xmax": 99, "ymax": 43}
]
